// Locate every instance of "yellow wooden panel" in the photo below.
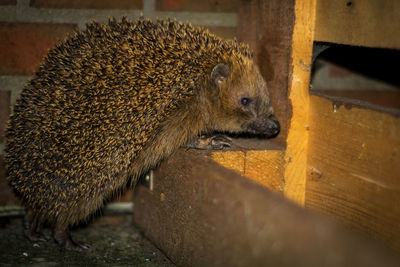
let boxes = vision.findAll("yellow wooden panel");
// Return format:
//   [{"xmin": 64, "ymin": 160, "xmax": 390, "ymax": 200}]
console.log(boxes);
[
  {"xmin": 246, "ymin": 150, "xmax": 284, "ymax": 192},
  {"xmin": 315, "ymin": 0, "xmax": 400, "ymax": 49},
  {"xmin": 211, "ymin": 151, "xmax": 245, "ymax": 176},
  {"xmin": 284, "ymin": 0, "xmax": 317, "ymax": 205},
  {"xmin": 306, "ymin": 94, "xmax": 400, "ymax": 250},
  {"xmin": 211, "ymin": 150, "xmax": 284, "ymax": 192}
]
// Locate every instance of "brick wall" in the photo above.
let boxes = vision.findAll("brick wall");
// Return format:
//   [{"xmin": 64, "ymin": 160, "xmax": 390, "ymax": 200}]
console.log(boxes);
[{"xmin": 0, "ymin": 0, "xmax": 239, "ymax": 205}]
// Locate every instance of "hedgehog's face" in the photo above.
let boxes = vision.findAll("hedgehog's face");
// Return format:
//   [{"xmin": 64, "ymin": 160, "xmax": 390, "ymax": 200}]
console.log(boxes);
[{"xmin": 210, "ymin": 61, "xmax": 280, "ymax": 138}]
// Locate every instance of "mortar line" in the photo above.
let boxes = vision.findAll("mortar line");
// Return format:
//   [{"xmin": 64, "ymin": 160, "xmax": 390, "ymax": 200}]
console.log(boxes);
[{"xmin": 0, "ymin": 6, "xmax": 237, "ymax": 27}]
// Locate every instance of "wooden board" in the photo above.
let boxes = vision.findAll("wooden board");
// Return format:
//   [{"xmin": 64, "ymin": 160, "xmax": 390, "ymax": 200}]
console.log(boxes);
[
  {"xmin": 315, "ymin": 0, "xmax": 400, "ymax": 49},
  {"xmin": 306, "ymin": 94, "xmax": 400, "ymax": 251},
  {"xmin": 316, "ymin": 90, "xmax": 400, "ymax": 109},
  {"xmin": 284, "ymin": 0, "xmax": 316, "ymax": 205},
  {"xmin": 211, "ymin": 150, "xmax": 285, "ymax": 192},
  {"xmin": 237, "ymin": 0, "xmax": 316, "ymax": 205},
  {"xmin": 133, "ymin": 149, "xmax": 400, "ymax": 266},
  {"xmin": 237, "ymin": 0, "xmax": 295, "ymax": 148}
]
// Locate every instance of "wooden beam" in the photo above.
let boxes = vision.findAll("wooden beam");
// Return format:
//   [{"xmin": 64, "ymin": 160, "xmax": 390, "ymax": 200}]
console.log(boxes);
[
  {"xmin": 133, "ymin": 149, "xmax": 400, "ymax": 266},
  {"xmin": 210, "ymin": 139, "xmax": 285, "ymax": 192},
  {"xmin": 316, "ymin": 90, "xmax": 400, "ymax": 109},
  {"xmin": 306, "ymin": 93, "xmax": 400, "ymax": 251},
  {"xmin": 315, "ymin": 0, "xmax": 400, "ymax": 49},
  {"xmin": 237, "ymin": 0, "xmax": 316, "ymax": 205},
  {"xmin": 237, "ymin": 0, "xmax": 295, "ymax": 148},
  {"xmin": 284, "ymin": 0, "xmax": 316, "ymax": 205}
]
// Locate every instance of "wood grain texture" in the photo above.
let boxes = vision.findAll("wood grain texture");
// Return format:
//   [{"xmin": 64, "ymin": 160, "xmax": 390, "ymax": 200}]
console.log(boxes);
[
  {"xmin": 211, "ymin": 150, "xmax": 285, "ymax": 192},
  {"xmin": 237, "ymin": 0, "xmax": 295, "ymax": 147},
  {"xmin": 306, "ymin": 94, "xmax": 400, "ymax": 251},
  {"xmin": 315, "ymin": 0, "xmax": 400, "ymax": 49},
  {"xmin": 133, "ymin": 149, "xmax": 400, "ymax": 267},
  {"xmin": 237, "ymin": 0, "xmax": 313, "ymax": 205},
  {"xmin": 283, "ymin": 0, "xmax": 316, "ymax": 205}
]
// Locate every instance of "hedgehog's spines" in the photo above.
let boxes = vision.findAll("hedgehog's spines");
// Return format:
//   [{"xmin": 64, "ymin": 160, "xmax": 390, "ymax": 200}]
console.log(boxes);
[{"xmin": 5, "ymin": 17, "xmax": 256, "ymax": 248}]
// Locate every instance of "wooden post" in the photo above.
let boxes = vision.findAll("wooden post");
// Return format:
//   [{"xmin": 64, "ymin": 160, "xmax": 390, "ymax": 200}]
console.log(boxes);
[
  {"xmin": 283, "ymin": 0, "xmax": 316, "ymax": 204},
  {"xmin": 238, "ymin": 0, "xmax": 316, "ymax": 205}
]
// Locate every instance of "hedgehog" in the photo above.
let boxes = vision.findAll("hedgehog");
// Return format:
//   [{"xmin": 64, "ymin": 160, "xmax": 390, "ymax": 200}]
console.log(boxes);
[{"xmin": 5, "ymin": 17, "xmax": 280, "ymax": 251}]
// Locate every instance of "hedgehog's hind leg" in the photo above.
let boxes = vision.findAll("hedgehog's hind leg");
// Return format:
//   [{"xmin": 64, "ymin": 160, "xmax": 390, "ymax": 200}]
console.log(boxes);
[
  {"xmin": 23, "ymin": 208, "xmax": 48, "ymax": 242},
  {"xmin": 53, "ymin": 224, "xmax": 91, "ymax": 252}
]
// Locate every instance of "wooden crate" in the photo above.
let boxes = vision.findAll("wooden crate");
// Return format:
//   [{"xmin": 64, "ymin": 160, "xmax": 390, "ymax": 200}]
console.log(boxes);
[
  {"xmin": 134, "ymin": 150, "xmax": 399, "ymax": 266},
  {"xmin": 134, "ymin": 0, "xmax": 400, "ymax": 265}
]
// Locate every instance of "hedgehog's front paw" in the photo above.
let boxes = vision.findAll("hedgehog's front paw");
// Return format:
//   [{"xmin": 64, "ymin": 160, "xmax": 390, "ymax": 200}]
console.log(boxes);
[{"xmin": 185, "ymin": 134, "xmax": 232, "ymax": 150}]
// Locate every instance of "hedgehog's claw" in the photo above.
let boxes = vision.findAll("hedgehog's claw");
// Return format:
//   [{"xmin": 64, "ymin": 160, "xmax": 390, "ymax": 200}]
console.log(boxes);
[
  {"xmin": 24, "ymin": 229, "xmax": 48, "ymax": 242},
  {"xmin": 185, "ymin": 134, "xmax": 232, "ymax": 150},
  {"xmin": 60, "ymin": 238, "xmax": 92, "ymax": 252}
]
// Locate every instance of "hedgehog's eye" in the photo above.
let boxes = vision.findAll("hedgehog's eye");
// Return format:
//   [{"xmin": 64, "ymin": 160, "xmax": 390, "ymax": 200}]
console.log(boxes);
[{"xmin": 240, "ymin": 97, "xmax": 250, "ymax": 106}]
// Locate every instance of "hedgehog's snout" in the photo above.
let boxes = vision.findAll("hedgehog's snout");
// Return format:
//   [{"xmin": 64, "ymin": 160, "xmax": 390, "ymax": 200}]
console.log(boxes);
[
  {"xmin": 266, "ymin": 114, "xmax": 280, "ymax": 137},
  {"xmin": 247, "ymin": 114, "xmax": 280, "ymax": 137}
]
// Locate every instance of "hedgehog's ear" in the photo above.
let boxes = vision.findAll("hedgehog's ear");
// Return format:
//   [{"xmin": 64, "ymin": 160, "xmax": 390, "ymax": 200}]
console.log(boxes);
[{"xmin": 211, "ymin": 63, "xmax": 230, "ymax": 87}]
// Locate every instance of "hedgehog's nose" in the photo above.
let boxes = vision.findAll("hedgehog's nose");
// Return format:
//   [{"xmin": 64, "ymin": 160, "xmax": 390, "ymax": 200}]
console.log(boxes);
[
  {"xmin": 247, "ymin": 113, "xmax": 280, "ymax": 137},
  {"xmin": 267, "ymin": 114, "xmax": 280, "ymax": 137}
]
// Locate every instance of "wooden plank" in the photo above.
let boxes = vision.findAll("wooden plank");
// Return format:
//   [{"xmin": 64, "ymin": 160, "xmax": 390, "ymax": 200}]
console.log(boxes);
[
  {"xmin": 315, "ymin": 0, "xmax": 400, "ymax": 49},
  {"xmin": 284, "ymin": 0, "xmax": 316, "ymax": 205},
  {"xmin": 306, "ymin": 94, "xmax": 400, "ymax": 251},
  {"xmin": 316, "ymin": 90, "xmax": 400, "ymax": 109},
  {"xmin": 133, "ymin": 149, "xmax": 400, "ymax": 267},
  {"xmin": 211, "ymin": 150, "xmax": 285, "ymax": 192},
  {"xmin": 209, "ymin": 139, "xmax": 285, "ymax": 192},
  {"xmin": 237, "ymin": 0, "xmax": 295, "ymax": 147},
  {"xmin": 237, "ymin": 0, "xmax": 316, "ymax": 205}
]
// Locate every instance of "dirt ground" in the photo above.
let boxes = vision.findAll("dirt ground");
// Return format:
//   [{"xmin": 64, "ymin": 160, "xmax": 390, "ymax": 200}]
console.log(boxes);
[{"xmin": 0, "ymin": 214, "xmax": 175, "ymax": 266}]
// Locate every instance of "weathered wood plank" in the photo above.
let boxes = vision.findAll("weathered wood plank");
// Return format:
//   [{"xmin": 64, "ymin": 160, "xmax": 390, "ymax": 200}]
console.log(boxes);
[
  {"xmin": 237, "ymin": 0, "xmax": 295, "ymax": 147},
  {"xmin": 315, "ymin": 0, "xmax": 400, "ymax": 49},
  {"xmin": 237, "ymin": 0, "xmax": 316, "ymax": 205},
  {"xmin": 284, "ymin": 0, "xmax": 316, "ymax": 204},
  {"xmin": 211, "ymin": 150, "xmax": 285, "ymax": 192},
  {"xmin": 133, "ymin": 149, "xmax": 400, "ymax": 267},
  {"xmin": 316, "ymin": 90, "xmax": 400, "ymax": 109},
  {"xmin": 306, "ymin": 94, "xmax": 400, "ymax": 250}
]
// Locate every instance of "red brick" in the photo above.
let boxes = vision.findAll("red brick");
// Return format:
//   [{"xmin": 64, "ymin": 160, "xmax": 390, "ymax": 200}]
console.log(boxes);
[
  {"xmin": 0, "ymin": 90, "xmax": 10, "ymax": 143},
  {"xmin": 0, "ymin": 156, "xmax": 21, "ymax": 206},
  {"xmin": 157, "ymin": 0, "xmax": 239, "ymax": 12},
  {"xmin": 0, "ymin": 23, "xmax": 76, "ymax": 75},
  {"xmin": 31, "ymin": 0, "xmax": 143, "ymax": 9},
  {"xmin": 206, "ymin": 26, "xmax": 237, "ymax": 40},
  {"xmin": 0, "ymin": 0, "xmax": 16, "ymax": 5}
]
